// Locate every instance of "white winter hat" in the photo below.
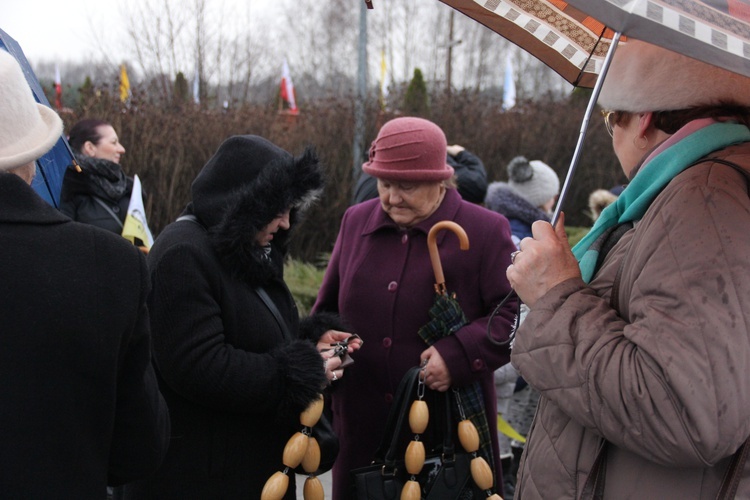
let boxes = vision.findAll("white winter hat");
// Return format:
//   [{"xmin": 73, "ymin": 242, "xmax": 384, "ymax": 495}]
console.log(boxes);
[
  {"xmin": 599, "ymin": 39, "xmax": 750, "ymax": 113},
  {"xmin": 507, "ymin": 156, "xmax": 560, "ymax": 209},
  {"xmin": 0, "ymin": 50, "xmax": 63, "ymax": 172}
]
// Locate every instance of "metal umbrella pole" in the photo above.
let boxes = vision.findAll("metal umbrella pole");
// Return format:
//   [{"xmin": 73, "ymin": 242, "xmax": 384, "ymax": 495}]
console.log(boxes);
[
  {"xmin": 551, "ymin": 31, "xmax": 622, "ymax": 226},
  {"xmin": 488, "ymin": 32, "xmax": 623, "ymax": 347}
]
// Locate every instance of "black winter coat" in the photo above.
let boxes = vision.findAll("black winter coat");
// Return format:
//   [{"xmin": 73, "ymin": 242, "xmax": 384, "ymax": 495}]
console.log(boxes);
[
  {"xmin": 118, "ymin": 136, "xmax": 339, "ymax": 499},
  {"xmin": 0, "ymin": 173, "xmax": 169, "ymax": 497},
  {"xmin": 59, "ymin": 155, "xmax": 133, "ymax": 234}
]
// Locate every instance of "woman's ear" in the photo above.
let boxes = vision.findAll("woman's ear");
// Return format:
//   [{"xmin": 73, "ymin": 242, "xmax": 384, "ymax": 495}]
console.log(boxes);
[
  {"xmin": 82, "ymin": 140, "xmax": 97, "ymax": 157},
  {"xmin": 637, "ymin": 112, "xmax": 655, "ymax": 138}
]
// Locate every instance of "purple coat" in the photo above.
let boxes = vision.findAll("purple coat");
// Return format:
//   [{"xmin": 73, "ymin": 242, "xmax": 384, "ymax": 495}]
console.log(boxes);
[{"xmin": 313, "ymin": 188, "xmax": 517, "ymax": 498}]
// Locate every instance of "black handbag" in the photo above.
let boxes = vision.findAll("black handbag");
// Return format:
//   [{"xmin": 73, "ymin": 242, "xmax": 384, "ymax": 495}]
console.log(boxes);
[
  {"xmin": 254, "ymin": 285, "xmax": 339, "ymax": 475},
  {"xmin": 298, "ymin": 398, "xmax": 339, "ymax": 475},
  {"xmin": 351, "ymin": 366, "xmax": 480, "ymax": 499}
]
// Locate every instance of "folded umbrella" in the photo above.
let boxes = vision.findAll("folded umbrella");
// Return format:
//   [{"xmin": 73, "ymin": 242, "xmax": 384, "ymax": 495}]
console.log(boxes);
[{"xmin": 417, "ymin": 221, "xmax": 497, "ymax": 486}]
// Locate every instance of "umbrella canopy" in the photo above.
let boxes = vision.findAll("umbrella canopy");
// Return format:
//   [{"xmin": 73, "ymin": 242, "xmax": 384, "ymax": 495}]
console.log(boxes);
[
  {"xmin": 438, "ymin": 0, "xmax": 618, "ymax": 87},
  {"xmin": 417, "ymin": 221, "xmax": 498, "ymax": 490},
  {"xmin": 567, "ymin": 0, "xmax": 750, "ymax": 79},
  {"xmin": 439, "ymin": 0, "xmax": 750, "ymax": 87},
  {"xmin": 0, "ymin": 28, "xmax": 74, "ymax": 208},
  {"xmin": 438, "ymin": 0, "xmax": 750, "ymax": 224}
]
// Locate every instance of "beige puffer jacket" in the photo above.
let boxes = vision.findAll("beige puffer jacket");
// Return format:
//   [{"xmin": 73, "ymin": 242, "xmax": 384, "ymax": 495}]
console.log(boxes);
[{"xmin": 511, "ymin": 143, "xmax": 750, "ymax": 499}]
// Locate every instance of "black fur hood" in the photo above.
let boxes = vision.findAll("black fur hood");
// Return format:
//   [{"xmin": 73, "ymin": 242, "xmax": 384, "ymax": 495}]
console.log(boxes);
[{"xmin": 186, "ymin": 135, "xmax": 324, "ymax": 286}]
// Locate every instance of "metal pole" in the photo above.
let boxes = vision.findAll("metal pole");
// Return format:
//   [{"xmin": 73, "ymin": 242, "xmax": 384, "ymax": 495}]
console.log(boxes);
[
  {"xmin": 353, "ymin": 1, "xmax": 368, "ymax": 182},
  {"xmin": 551, "ymin": 31, "xmax": 622, "ymax": 226},
  {"xmin": 446, "ymin": 10, "xmax": 454, "ymax": 94}
]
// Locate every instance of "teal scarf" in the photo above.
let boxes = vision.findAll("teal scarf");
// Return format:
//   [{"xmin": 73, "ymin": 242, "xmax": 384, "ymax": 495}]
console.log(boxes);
[{"xmin": 572, "ymin": 122, "xmax": 750, "ymax": 283}]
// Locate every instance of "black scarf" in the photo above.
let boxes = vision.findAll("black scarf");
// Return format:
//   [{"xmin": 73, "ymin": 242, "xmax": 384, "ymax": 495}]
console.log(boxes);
[{"xmin": 74, "ymin": 155, "xmax": 129, "ymax": 201}]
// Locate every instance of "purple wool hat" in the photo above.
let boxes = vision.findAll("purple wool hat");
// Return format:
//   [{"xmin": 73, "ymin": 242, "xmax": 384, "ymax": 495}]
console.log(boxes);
[{"xmin": 362, "ymin": 117, "xmax": 454, "ymax": 182}]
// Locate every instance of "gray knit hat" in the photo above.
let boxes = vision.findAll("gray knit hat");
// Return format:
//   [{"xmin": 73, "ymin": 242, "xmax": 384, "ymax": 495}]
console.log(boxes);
[{"xmin": 507, "ymin": 156, "xmax": 560, "ymax": 208}]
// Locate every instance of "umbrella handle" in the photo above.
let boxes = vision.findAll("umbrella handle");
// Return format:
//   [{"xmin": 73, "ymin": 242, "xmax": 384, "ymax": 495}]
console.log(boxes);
[{"xmin": 427, "ymin": 221, "xmax": 469, "ymax": 293}]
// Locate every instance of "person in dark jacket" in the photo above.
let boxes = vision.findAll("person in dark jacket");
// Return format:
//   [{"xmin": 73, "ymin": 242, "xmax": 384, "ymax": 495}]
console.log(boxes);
[
  {"xmin": 0, "ymin": 49, "xmax": 169, "ymax": 497},
  {"xmin": 59, "ymin": 118, "xmax": 133, "ymax": 235},
  {"xmin": 485, "ymin": 156, "xmax": 560, "ymax": 246},
  {"xmin": 352, "ymin": 142, "xmax": 488, "ymax": 204},
  {"xmin": 117, "ymin": 135, "xmax": 359, "ymax": 499}
]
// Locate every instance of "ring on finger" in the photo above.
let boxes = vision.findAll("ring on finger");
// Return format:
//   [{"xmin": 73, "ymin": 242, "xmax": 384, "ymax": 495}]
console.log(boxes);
[
  {"xmin": 511, "ymin": 250, "xmax": 521, "ymax": 264},
  {"xmin": 332, "ymin": 370, "xmax": 338, "ymax": 381}
]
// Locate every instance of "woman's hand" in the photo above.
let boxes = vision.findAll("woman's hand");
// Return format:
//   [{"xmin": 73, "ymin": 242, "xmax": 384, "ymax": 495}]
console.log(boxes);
[
  {"xmin": 322, "ymin": 352, "xmax": 343, "ymax": 383},
  {"xmin": 420, "ymin": 347, "xmax": 452, "ymax": 392},
  {"xmin": 317, "ymin": 330, "xmax": 363, "ymax": 382},
  {"xmin": 316, "ymin": 330, "xmax": 363, "ymax": 354},
  {"xmin": 506, "ymin": 213, "xmax": 581, "ymax": 308}
]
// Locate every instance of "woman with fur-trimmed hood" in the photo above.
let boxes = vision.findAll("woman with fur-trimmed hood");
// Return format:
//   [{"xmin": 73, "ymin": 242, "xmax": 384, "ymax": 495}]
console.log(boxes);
[{"xmin": 117, "ymin": 136, "xmax": 359, "ymax": 498}]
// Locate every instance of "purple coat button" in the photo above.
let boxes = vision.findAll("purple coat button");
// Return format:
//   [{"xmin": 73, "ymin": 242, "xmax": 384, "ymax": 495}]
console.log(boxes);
[{"xmin": 387, "ymin": 281, "xmax": 398, "ymax": 292}]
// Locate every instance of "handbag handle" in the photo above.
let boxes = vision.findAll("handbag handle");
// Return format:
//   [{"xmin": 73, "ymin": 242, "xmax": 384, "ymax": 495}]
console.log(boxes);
[
  {"xmin": 716, "ymin": 437, "xmax": 750, "ymax": 500},
  {"xmin": 374, "ymin": 366, "xmax": 421, "ymax": 466},
  {"xmin": 374, "ymin": 367, "xmax": 454, "ymax": 469},
  {"xmin": 254, "ymin": 286, "xmax": 291, "ymax": 339}
]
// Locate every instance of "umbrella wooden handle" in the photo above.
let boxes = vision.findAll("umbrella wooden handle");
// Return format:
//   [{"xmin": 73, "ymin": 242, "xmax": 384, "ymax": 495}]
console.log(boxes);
[{"xmin": 427, "ymin": 221, "xmax": 469, "ymax": 290}]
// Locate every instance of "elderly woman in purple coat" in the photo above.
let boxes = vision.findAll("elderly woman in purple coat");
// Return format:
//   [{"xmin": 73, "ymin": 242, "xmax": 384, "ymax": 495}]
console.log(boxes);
[{"xmin": 312, "ymin": 116, "xmax": 518, "ymax": 498}]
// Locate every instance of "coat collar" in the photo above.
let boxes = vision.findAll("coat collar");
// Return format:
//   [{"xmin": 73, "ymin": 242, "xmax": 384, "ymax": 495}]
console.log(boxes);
[
  {"xmin": 361, "ymin": 188, "xmax": 463, "ymax": 243},
  {"xmin": 0, "ymin": 173, "xmax": 70, "ymax": 226}
]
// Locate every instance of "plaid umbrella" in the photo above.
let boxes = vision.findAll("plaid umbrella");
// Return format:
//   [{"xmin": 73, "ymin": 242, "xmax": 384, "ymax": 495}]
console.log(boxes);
[{"xmin": 417, "ymin": 221, "xmax": 496, "ymax": 479}]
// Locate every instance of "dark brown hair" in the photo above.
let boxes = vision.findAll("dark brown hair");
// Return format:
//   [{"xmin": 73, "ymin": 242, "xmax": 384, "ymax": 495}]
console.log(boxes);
[
  {"xmin": 652, "ymin": 103, "xmax": 750, "ymax": 134},
  {"xmin": 67, "ymin": 118, "xmax": 111, "ymax": 154},
  {"xmin": 609, "ymin": 103, "xmax": 750, "ymax": 135}
]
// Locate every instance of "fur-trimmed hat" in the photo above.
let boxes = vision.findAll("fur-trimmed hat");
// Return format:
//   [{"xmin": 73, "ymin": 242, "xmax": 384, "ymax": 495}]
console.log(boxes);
[
  {"xmin": 191, "ymin": 135, "xmax": 324, "ymax": 230},
  {"xmin": 362, "ymin": 117, "xmax": 454, "ymax": 182},
  {"xmin": 599, "ymin": 39, "xmax": 750, "ymax": 112},
  {"xmin": 0, "ymin": 50, "xmax": 63, "ymax": 172},
  {"xmin": 189, "ymin": 135, "xmax": 324, "ymax": 286},
  {"xmin": 507, "ymin": 156, "xmax": 560, "ymax": 209}
]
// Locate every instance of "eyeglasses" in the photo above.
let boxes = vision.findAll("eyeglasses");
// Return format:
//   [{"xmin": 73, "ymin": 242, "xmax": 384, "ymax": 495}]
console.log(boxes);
[{"xmin": 601, "ymin": 109, "xmax": 620, "ymax": 137}]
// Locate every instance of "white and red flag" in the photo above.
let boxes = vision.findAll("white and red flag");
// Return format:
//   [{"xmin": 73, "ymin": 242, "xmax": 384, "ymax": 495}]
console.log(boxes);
[
  {"xmin": 54, "ymin": 64, "xmax": 62, "ymax": 110},
  {"xmin": 279, "ymin": 59, "xmax": 298, "ymax": 114}
]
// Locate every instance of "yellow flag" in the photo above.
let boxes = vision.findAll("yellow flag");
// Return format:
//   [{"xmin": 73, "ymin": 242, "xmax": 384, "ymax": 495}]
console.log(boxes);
[
  {"xmin": 497, "ymin": 415, "xmax": 526, "ymax": 443},
  {"xmin": 379, "ymin": 50, "xmax": 387, "ymax": 109},
  {"xmin": 119, "ymin": 64, "xmax": 131, "ymax": 103},
  {"xmin": 121, "ymin": 175, "xmax": 154, "ymax": 249}
]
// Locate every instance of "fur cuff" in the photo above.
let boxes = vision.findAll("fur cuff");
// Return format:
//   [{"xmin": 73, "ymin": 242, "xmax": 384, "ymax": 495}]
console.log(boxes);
[
  {"xmin": 299, "ymin": 312, "xmax": 351, "ymax": 343},
  {"xmin": 272, "ymin": 339, "xmax": 327, "ymax": 418}
]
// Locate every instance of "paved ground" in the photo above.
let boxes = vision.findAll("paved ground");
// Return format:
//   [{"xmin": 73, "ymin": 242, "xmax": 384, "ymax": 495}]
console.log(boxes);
[{"xmin": 295, "ymin": 471, "xmax": 332, "ymax": 498}]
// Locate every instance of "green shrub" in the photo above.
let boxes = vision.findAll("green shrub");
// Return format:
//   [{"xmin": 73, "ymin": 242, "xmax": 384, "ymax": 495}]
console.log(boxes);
[
  {"xmin": 285, "ymin": 258, "xmax": 327, "ymax": 316},
  {"xmin": 566, "ymin": 226, "xmax": 590, "ymax": 247}
]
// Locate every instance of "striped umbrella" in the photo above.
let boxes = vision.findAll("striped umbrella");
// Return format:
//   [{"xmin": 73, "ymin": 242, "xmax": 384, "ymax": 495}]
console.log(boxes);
[{"xmin": 438, "ymin": 0, "xmax": 750, "ymax": 223}]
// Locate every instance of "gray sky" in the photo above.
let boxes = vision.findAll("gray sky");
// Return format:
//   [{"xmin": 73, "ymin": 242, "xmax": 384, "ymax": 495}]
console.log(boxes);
[
  {"xmin": 3, "ymin": 0, "xmax": 103, "ymax": 63},
  {"xmin": 2, "ymin": 0, "xmax": 281, "ymax": 64}
]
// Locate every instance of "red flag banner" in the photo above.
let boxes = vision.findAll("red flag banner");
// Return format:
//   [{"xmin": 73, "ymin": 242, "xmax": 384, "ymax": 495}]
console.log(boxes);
[
  {"xmin": 279, "ymin": 59, "xmax": 298, "ymax": 114},
  {"xmin": 54, "ymin": 64, "xmax": 62, "ymax": 110}
]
